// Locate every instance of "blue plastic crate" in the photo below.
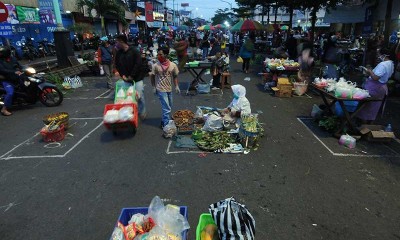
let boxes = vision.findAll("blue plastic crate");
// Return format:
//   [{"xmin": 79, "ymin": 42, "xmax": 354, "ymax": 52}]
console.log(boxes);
[
  {"xmin": 335, "ymin": 101, "xmax": 359, "ymax": 117},
  {"xmin": 115, "ymin": 206, "xmax": 188, "ymax": 239}
]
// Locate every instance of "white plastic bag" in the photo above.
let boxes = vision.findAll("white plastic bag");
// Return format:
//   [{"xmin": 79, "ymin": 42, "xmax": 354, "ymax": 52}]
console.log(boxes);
[
  {"xmin": 147, "ymin": 196, "xmax": 190, "ymax": 236},
  {"xmin": 163, "ymin": 120, "xmax": 177, "ymax": 138},
  {"xmin": 202, "ymin": 114, "xmax": 223, "ymax": 132},
  {"xmin": 339, "ymin": 134, "xmax": 356, "ymax": 148},
  {"xmin": 311, "ymin": 104, "xmax": 322, "ymax": 118},
  {"xmin": 352, "ymin": 88, "xmax": 369, "ymax": 100},
  {"xmin": 196, "ymin": 48, "xmax": 202, "ymax": 55},
  {"xmin": 118, "ymin": 106, "xmax": 133, "ymax": 121},
  {"xmin": 103, "ymin": 109, "xmax": 119, "ymax": 123},
  {"xmin": 194, "ymin": 107, "xmax": 203, "ymax": 118},
  {"xmin": 99, "ymin": 65, "xmax": 104, "ymax": 75}
]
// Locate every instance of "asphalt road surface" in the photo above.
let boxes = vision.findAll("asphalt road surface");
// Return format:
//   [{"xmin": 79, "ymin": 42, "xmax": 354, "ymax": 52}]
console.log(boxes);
[{"xmin": 1, "ymin": 62, "xmax": 400, "ymax": 240}]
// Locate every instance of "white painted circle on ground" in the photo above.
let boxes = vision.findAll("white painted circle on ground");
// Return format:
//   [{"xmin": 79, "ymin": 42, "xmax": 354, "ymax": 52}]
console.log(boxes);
[{"xmin": 44, "ymin": 142, "xmax": 61, "ymax": 148}]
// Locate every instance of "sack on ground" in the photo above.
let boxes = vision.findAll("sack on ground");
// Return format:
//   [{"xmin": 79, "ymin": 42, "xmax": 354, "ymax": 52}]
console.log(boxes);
[{"xmin": 209, "ymin": 197, "xmax": 255, "ymax": 240}]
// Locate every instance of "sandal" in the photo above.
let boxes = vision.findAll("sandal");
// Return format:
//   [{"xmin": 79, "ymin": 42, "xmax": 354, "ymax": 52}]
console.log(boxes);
[{"xmin": 1, "ymin": 110, "xmax": 12, "ymax": 116}]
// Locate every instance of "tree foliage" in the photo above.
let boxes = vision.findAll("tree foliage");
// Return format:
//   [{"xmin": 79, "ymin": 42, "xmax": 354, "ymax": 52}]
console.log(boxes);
[
  {"xmin": 76, "ymin": 0, "xmax": 128, "ymax": 35},
  {"xmin": 211, "ymin": 8, "xmax": 236, "ymax": 26}
]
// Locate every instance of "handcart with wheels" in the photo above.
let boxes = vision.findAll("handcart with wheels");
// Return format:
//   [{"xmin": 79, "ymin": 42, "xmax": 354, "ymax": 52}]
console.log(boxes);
[{"xmin": 103, "ymin": 103, "xmax": 138, "ymax": 135}]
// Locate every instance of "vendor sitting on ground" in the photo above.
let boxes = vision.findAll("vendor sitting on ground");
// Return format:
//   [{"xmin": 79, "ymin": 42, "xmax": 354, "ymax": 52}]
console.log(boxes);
[
  {"xmin": 223, "ymin": 84, "xmax": 251, "ymax": 118},
  {"xmin": 356, "ymin": 48, "xmax": 394, "ymax": 124}
]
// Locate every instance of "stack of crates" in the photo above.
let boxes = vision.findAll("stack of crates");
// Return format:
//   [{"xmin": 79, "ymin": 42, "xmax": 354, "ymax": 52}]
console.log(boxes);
[{"xmin": 271, "ymin": 77, "xmax": 292, "ymax": 97}]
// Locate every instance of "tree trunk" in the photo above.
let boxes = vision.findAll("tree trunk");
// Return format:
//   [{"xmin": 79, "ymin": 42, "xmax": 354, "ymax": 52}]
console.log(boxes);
[
  {"xmin": 80, "ymin": 37, "xmax": 84, "ymax": 57},
  {"xmin": 383, "ymin": 0, "xmax": 393, "ymax": 47},
  {"xmin": 267, "ymin": 5, "xmax": 270, "ymax": 24},
  {"xmin": 261, "ymin": 5, "xmax": 264, "ymax": 25},
  {"xmin": 288, "ymin": 6, "xmax": 293, "ymax": 33},
  {"xmin": 274, "ymin": 3, "xmax": 278, "ymax": 24},
  {"xmin": 310, "ymin": 7, "xmax": 317, "ymax": 43},
  {"xmin": 101, "ymin": 15, "xmax": 106, "ymax": 36}
]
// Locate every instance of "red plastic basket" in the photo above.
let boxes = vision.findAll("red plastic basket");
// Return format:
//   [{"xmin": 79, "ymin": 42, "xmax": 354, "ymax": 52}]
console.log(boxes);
[
  {"xmin": 103, "ymin": 103, "xmax": 138, "ymax": 130},
  {"xmin": 40, "ymin": 124, "xmax": 65, "ymax": 142}
]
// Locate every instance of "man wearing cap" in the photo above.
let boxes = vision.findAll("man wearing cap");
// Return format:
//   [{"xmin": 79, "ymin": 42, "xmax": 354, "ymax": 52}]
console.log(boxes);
[
  {"xmin": 98, "ymin": 37, "xmax": 114, "ymax": 88},
  {"xmin": 114, "ymin": 34, "xmax": 147, "ymax": 120}
]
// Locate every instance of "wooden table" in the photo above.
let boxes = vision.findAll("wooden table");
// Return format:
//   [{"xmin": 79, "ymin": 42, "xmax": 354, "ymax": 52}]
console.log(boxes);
[
  {"xmin": 310, "ymin": 84, "xmax": 383, "ymax": 135},
  {"xmin": 184, "ymin": 62, "xmax": 212, "ymax": 94}
]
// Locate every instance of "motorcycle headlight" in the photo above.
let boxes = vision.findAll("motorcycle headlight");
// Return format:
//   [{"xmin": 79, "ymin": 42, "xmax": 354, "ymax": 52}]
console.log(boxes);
[
  {"xmin": 24, "ymin": 80, "xmax": 30, "ymax": 86},
  {"xmin": 25, "ymin": 67, "xmax": 36, "ymax": 74},
  {"xmin": 28, "ymin": 77, "xmax": 41, "ymax": 83}
]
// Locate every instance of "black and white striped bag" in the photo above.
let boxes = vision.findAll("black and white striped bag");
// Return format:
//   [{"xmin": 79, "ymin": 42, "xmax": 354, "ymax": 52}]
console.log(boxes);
[{"xmin": 209, "ymin": 197, "xmax": 255, "ymax": 240}]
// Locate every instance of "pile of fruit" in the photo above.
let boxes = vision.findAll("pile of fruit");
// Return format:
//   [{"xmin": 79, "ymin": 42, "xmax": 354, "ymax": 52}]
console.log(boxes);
[
  {"xmin": 173, "ymin": 110, "xmax": 194, "ymax": 127},
  {"xmin": 43, "ymin": 112, "xmax": 69, "ymax": 129},
  {"xmin": 264, "ymin": 58, "xmax": 300, "ymax": 70}
]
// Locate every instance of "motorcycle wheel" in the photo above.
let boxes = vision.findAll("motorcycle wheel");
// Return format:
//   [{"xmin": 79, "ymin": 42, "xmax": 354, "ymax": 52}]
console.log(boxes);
[{"xmin": 39, "ymin": 87, "xmax": 63, "ymax": 107}]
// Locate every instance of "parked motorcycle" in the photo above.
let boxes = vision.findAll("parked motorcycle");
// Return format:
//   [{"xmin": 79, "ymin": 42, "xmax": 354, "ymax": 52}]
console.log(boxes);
[
  {"xmin": 37, "ymin": 39, "xmax": 56, "ymax": 57},
  {"xmin": 0, "ymin": 67, "xmax": 63, "ymax": 107}
]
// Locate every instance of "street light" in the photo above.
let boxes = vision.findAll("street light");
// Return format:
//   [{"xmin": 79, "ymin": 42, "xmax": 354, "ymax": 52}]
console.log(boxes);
[{"xmin": 219, "ymin": 0, "xmax": 232, "ymax": 10}]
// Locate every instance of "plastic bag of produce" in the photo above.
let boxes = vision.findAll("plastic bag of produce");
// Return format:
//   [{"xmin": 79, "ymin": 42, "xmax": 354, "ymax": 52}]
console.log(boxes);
[
  {"xmin": 148, "ymin": 196, "xmax": 190, "ymax": 237},
  {"xmin": 163, "ymin": 120, "xmax": 177, "ymax": 138},
  {"xmin": 104, "ymin": 109, "xmax": 119, "ymax": 123},
  {"xmin": 202, "ymin": 114, "xmax": 223, "ymax": 132},
  {"xmin": 209, "ymin": 197, "xmax": 255, "ymax": 240},
  {"xmin": 118, "ymin": 106, "xmax": 134, "ymax": 121},
  {"xmin": 194, "ymin": 107, "xmax": 204, "ymax": 119}
]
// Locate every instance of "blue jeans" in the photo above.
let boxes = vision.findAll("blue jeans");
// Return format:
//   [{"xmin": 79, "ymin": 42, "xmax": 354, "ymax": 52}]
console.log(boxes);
[
  {"xmin": 157, "ymin": 91, "xmax": 173, "ymax": 127},
  {"xmin": 202, "ymin": 47, "xmax": 209, "ymax": 60},
  {"xmin": 117, "ymin": 80, "xmax": 146, "ymax": 116},
  {"xmin": 2, "ymin": 81, "xmax": 14, "ymax": 107}
]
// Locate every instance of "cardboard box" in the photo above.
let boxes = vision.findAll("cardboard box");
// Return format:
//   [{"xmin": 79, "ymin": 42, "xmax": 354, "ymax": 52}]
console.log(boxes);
[
  {"xmin": 272, "ymin": 79, "xmax": 293, "ymax": 97},
  {"xmin": 359, "ymin": 125, "xmax": 395, "ymax": 142}
]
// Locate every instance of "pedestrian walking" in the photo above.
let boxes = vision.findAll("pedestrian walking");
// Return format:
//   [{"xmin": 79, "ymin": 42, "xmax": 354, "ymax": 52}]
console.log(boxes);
[
  {"xmin": 150, "ymin": 46, "xmax": 180, "ymax": 128},
  {"xmin": 239, "ymin": 35, "xmax": 255, "ymax": 74},
  {"xmin": 114, "ymin": 34, "xmax": 147, "ymax": 120},
  {"xmin": 200, "ymin": 36, "xmax": 210, "ymax": 60},
  {"xmin": 97, "ymin": 36, "xmax": 114, "ymax": 89}
]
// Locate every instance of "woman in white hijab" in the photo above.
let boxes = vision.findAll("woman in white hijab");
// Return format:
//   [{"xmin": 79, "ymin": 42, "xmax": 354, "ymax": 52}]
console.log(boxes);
[{"xmin": 223, "ymin": 84, "xmax": 251, "ymax": 117}]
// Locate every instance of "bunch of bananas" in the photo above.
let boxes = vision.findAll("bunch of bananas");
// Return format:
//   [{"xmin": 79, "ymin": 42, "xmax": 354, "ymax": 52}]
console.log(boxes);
[{"xmin": 43, "ymin": 112, "xmax": 69, "ymax": 125}]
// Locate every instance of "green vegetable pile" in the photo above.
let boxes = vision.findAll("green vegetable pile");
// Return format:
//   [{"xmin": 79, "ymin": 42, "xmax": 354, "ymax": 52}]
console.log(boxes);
[
  {"xmin": 241, "ymin": 115, "xmax": 260, "ymax": 133},
  {"xmin": 195, "ymin": 131, "xmax": 236, "ymax": 151},
  {"xmin": 318, "ymin": 116, "xmax": 339, "ymax": 132}
]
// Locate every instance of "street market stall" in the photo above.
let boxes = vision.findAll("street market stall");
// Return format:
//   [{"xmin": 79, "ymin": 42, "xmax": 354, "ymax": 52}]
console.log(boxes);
[
  {"xmin": 311, "ymin": 77, "xmax": 382, "ymax": 136},
  {"xmin": 165, "ymin": 106, "xmax": 263, "ymax": 153},
  {"xmin": 184, "ymin": 61, "xmax": 213, "ymax": 94}
]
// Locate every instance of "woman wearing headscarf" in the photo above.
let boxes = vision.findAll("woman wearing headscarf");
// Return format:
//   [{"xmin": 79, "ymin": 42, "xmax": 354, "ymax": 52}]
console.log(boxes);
[
  {"xmin": 356, "ymin": 48, "xmax": 394, "ymax": 123},
  {"xmin": 223, "ymin": 84, "xmax": 251, "ymax": 118}
]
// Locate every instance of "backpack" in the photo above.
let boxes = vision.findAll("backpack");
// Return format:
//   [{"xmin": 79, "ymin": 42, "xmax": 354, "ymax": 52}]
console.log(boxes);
[{"xmin": 100, "ymin": 46, "xmax": 112, "ymax": 64}]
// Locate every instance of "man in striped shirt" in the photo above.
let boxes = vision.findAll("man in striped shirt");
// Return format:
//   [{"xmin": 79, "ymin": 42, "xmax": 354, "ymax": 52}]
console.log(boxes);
[{"xmin": 150, "ymin": 46, "xmax": 180, "ymax": 128}]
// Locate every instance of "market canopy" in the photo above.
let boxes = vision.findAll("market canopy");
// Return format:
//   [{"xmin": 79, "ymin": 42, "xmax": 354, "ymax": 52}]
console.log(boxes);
[
  {"xmin": 230, "ymin": 19, "xmax": 264, "ymax": 32},
  {"xmin": 281, "ymin": 25, "xmax": 289, "ymax": 30},
  {"xmin": 197, "ymin": 25, "xmax": 215, "ymax": 31},
  {"xmin": 214, "ymin": 24, "xmax": 226, "ymax": 29}
]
